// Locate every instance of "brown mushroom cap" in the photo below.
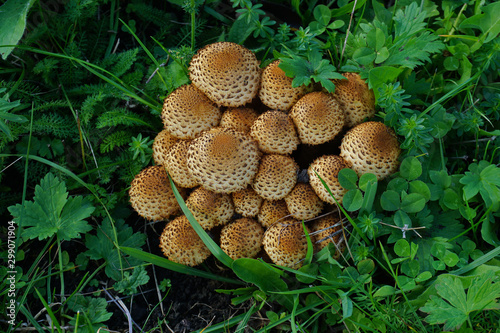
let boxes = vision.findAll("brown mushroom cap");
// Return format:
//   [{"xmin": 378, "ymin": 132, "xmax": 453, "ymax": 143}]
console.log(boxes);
[
  {"xmin": 311, "ymin": 214, "xmax": 345, "ymax": 259},
  {"xmin": 308, "ymin": 155, "xmax": 349, "ymax": 205},
  {"xmin": 339, "ymin": 121, "xmax": 400, "ymax": 180},
  {"xmin": 284, "ymin": 183, "xmax": 324, "ymax": 221},
  {"xmin": 220, "ymin": 218, "xmax": 264, "ymax": 260},
  {"xmin": 159, "ymin": 215, "xmax": 211, "ymax": 266},
  {"xmin": 290, "ymin": 91, "xmax": 345, "ymax": 145},
  {"xmin": 152, "ymin": 129, "xmax": 178, "ymax": 166},
  {"xmin": 129, "ymin": 166, "xmax": 185, "ymax": 221},
  {"xmin": 252, "ymin": 154, "xmax": 299, "ymax": 200},
  {"xmin": 185, "ymin": 187, "xmax": 234, "ymax": 230},
  {"xmin": 259, "ymin": 60, "xmax": 308, "ymax": 111},
  {"xmin": 161, "ymin": 84, "xmax": 221, "ymax": 140},
  {"xmin": 187, "ymin": 127, "xmax": 261, "ymax": 193},
  {"xmin": 258, "ymin": 199, "xmax": 290, "ymax": 228},
  {"xmin": 231, "ymin": 187, "xmax": 264, "ymax": 218},
  {"xmin": 250, "ymin": 110, "xmax": 300, "ymax": 154},
  {"xmin": 189, "ymin": 42, "xmax": 261, "ymax": 107},
  {"xmin": 332, "ymin": 73, "xmax": 375, "ymax": 127},
  {"xmin": 220, "ymin": 107, "xmax": 259, "ymax": 134},
  {"xmin": 164, "ymin": 140, "xmax": 199, "ymax": 188},
  {"xmin": 262, "ymin": 218, "xmax": 311, "ymax": 268}
]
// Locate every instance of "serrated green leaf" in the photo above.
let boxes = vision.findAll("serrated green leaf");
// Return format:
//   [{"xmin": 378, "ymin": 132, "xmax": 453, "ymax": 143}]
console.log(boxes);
[
  {"xmin": 8, "ymin": 173, "xmax": 94, "ymax": 241},
  {"xmin": 67, "ymin": 295, "xmax": 113, "ymax": 329},
  {"xmin": 113, "ymin": 265, "xmax": 150, "ymax": 295},
  {"xmin": 460, "ymin": 2, "xmax": 500, "ymax": 44}
]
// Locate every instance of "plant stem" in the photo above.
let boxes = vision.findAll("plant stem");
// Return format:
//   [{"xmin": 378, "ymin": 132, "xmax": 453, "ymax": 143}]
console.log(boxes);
[{"xmin": 191, "ymin": 0, "xmax": 196, "ymax": 50}]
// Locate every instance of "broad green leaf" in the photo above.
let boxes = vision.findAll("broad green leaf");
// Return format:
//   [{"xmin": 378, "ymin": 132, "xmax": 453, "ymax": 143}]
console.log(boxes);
[
  {"xmin": 401, "ymin": 193, "xmax": 426, "ymax": 213},
  {"xmin": 359, "ymin": 173, "xmax": 377, "ymax": 192},
  {"xmin": 0, "ymin": 0, "xmax": 36, "ymax": 59},
  {"xmin": 373, "ymin": 285, "xmax": 396, "ymax": 297},
  {"xmin": 394, "ymin": 239, "xmax": 411, "ymax": 257},
  {"xmin": 368, "ymin": 66, "xmax": 403, "ymax": 98},
  {"xmin": 357, "ymin": 259, "xmax": 375, "ymax": 275},
  {"xmin": 338, "ymin": 168, "xmax": 358, "ymax": 190},
  {"xmin": 380, "ymin": 190, "xmax": 400, "ymax": 211},
  {"xmin": 352, "ymin": 47, "xmax": 376, "ymax": 66},
  {"xmin": 232, "ymin": 258, "xmax": 287, "ymax": 293},
  {"xmin": 343, "ymin": 189, "xmax": 363, "ymax": 211},
  {"xmin": 443, "ymin": 188, "xmax": 461, "ymax": 210},
  {"xmin": 409, "ymin": 180, "xmax": 431, "ymax": 201},
  {"xmin": 313, "ymin": 5, "xmax": 331, "ymax": 25},
  {"xmin": 8, "ymin": 173, "xmax": 94, "ymax": 241},
  {"xmin": 387, "ymin": 178, "xmax": 408, "ymax": 192},
  {"xmin": 460, "ymin": 2, "xmax": 500, "ymax": 44},
  {"xmin": 375, "ymin": 46, "xmax": 389, "ymax": 64},
  {"xmin": 400, "ymin": 156, "xmax": 422, "ymax": 180}
]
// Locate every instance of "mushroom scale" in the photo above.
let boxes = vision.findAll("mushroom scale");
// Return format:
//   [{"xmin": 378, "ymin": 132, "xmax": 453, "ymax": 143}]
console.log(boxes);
[
  {"xmin": 252, "ymin": 154, "xmax": 299, "ymax": 200},
  {"xmin": 187, "ymin": 127, "xmax": 261, "ymax": 193},
  {"xmin": 285, "ymin": 182, "xmax": 324, "ymax": 221},
  {"xmin": 152, "ymin": 129, "xmax": 178, "ymax": 166},
  {"xmin": 258, "ymin": 199, "xmax": 290, "ymax": 228},
  {"xmin": 232, "ymin": 187, "xmax": 263, "ymax": 218},
  {"xmin": 263, "ymin": 218, "xmax": 311, "ymax": 268},
  {"xmin": 185, "ymin": 187, "xmax": 234, "ymax": 230},
  {"xmin": 161, "ymin": 84, "xmax": 221, "ymax": 140},
  {"xmin": 250, "ymin": 110, "xmax": 300, "ymax": 155},
  {"xmin": 290, "ymin": 91, "xmax": 345, "ymax": 145},
  {"xmin": 220, "ymin": 218, "xmax": 264, "ymax": 260},
  {"xmin": 129, "ymin": 166, "xmax": 186, "ymax": 221},
  {"xmin": 308, "ymin": 155, "xmax": 350, "ymax": 205},
  {"xmin": 189, "ymin": 42, "xmax": 261, "ymax": 107},
  {"xmin": 332, "ymin": 73, "xmax": 375, "ymax": 127},
  {"xmin": 219, "ymin": 107, "xmax": 259, "ymax": 134},
  {"xmin": 159, "ymin": 215, "xmax": 211, "ymax": 266},
  {"xmin": 311, "ymin": 214, "xmax": 345, "ymax": 259},
  {"xmin": 340, "ymin": 121, "xmax": 401, "ymax": 180},
  {"xmin": 164, "ymin": 139, "xmax": 199, "ymax": 188},
  {"xmin": 259, "ymin": 60, "xmax": 308, "ymax": 111}
]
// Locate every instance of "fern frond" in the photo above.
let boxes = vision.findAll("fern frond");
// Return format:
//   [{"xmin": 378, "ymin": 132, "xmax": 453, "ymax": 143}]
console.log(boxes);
[
  {"xmin": 80, "ymin": 93, "xmax": 107, "ymax": 125},
  {"xmin": 96, "ymin": 108, "xmax": 154, "ymax": 129},
  {"xmin": 32, "ymin": 100, "xmax": 69, "ymax": 113},
  {"xmin": 100, "ymin": 130, "xmax": 132, "ymax": 153},
  {"xmin": 33, "ymin": 113, "xmax": 77, "ymax": 138},
  {"xmin": 126, "ymin": 3, "xmax": 175, "ymax": 28},
  {"xmin": 111, "ymin": 48, "xmax": 140, "ymax": 77}
]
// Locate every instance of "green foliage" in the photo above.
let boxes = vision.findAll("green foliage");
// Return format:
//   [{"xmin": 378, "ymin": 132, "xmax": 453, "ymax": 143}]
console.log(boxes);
[
  {"xmin": 0, "ymin": 88, "xmax": 27, "ymax": 140},
  {"xmin": 8, "ymin": 173, "xmax": 94, "ymax": 241},
  {"xmin": 67, "ymin": 295, "xmax": 113, "ymax": 332},
  {"xmin": 113, "ymin": 265, "xmax": 150, "ymax": 295},
  {"xmin": 0, "ymin": 0, "xmax": 36, "ymax": 59}
]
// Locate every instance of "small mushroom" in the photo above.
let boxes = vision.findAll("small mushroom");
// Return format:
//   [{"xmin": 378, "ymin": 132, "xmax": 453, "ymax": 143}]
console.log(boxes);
[
  {"xmin": 152, "ymin": 129, "xmax": 178, "ymax": 166},
  {"xmin": 252, "ymin": 154, "xmax": 299, "ymax": 200},
  {"xmin": 164, "ymin": 140, "xmax": 199, "ymax": 188},
  {"xmin": 161, "ymin": 84, "xmax": 221, "ymax": 139},
  {"xmin": 129, "ymin": 166, "xmax": 186, "ymax": 221},
  {"xmin": 250, "ymin": 110, "xmax": 300, "ymax": 155},
  {"xmin": 262, "ymin": 218, "xmax": 311, "ymax": 268},
  {"xmin": 340, "ymin": 121, "xmax": 400, "ymax": 180},
  {"xmin": 187, "ymin": 127, "xmax": 261, "ymax": 193},
  {"xmin": 189, "ymin": 42, "xmax": 261, "ymax": 107},
  {"xmin": 232, "ymin": 187, "xmax": 264, "ymax": 218},
  {"xmin": 284, "ymin": 183, "xmax": 324, "ymax": 221},
  {"xmin": 332, "ymin": 72, "xmax": 375, "ymax": 127},
  {"xmin": 159, "ymin": 215, "xmax": 211, "ymax": 266},
  {"xmin": 185, "ymin": 187, "xmax": 234, "ymax": 230},
  {"xmin": 220, "ymin": 218, "xmax": 265, "ymax": 260},
  {"xmin": 290, "ymin": 91, "xmax": 345, "ymax": 145},
  {"xmin": 259, "ymin": 60, "xmax": 308, "ymax": 111},
  {"xmin": 311, "ymin": 214, "xmax": 346, "ymax": 259},
  {"xmin": 220, "ymin": 107, "xmax": 260, "ymax": 134},
  {"xmin": 258, "ymin": 199, "xmax": 290, "ymax": 228},
  {"xmin": 308, "ymin": 155, "xmax": 350, "ymax": 205}
]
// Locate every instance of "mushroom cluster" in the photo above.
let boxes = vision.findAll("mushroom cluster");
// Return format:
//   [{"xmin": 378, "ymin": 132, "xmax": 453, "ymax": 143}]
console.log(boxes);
[{"xmin": 129, "ymin": 42, "xmax": 401, "ymax": 268}]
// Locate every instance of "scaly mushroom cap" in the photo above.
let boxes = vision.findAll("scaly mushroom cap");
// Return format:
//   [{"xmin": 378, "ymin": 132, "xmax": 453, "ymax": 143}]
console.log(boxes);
[
  {"xmin": 161, "ymin": 84, "xmax": 221, "ymax": 140},
  {"xmin": 159, "ymin": 215, "xmax": 211, "ymax": 266},
  {"xmin": 250, "ymin": 110, "xmax": 300, "ymax": 154},
  {"xmin": 285, "ymin": 183, "xmax": 324, "ymax": 221},
  {"xmin": 290, "ymin": 91, "xmax": 345, "ymax": 145},
  {"xmin": 219, "ymin": 107, "xmax": 260, "ymax": 134},
  {"xmin": 252, "ymin": 154, "xmax": 299, "ymax": 200},
  {"xmin": 232, "ymin": 187, "xmax": 263, "ymax": 218},
  {"xmin": 332, "ymin": 73, "xmax": 375, "ymax": 127},
  {"xmin": 164, "ymin": 140, "xmax": 199, "ymax": 188},
  {"xmin": 258, "ymin": 199, "xmax": 290, "ymax": 228},
  {"xmin": 189, "ymin": 42, "xmax": 261, "ymax": 107},
  {"xmin": 340, "ymin": 121, "xmax": 400, "ymax": 180},
  {"xmin": 187, "ymin": 127, "xmax": 261, "ymax": 193},
  {"xmin": 311, "ymin": 214, "xmax": 345, "ymax": 259},
  {"xmin": 185, "ymin": 187, "xmax": 234, "ymax": 230},
  {"xmin": 220, "ymin": 218, "xmax": 264, "ymax": 260},
  {"xmin": 308, "ymin": 155, "xmax": 349, "ymax": 205},
  {"xmin": 263, "ymin": 218, "xmax": 311, "ymax": 268},
  {"xmin": 259, "ymin": 60, "xmax": 308, "ymax": 111},
  {"xmin": 129, "ymin": 166, "xmax": 185, "ymax": 221},
  {"xmin": 152, "ymin": 129, "xmax": 178, "ymax": 166}
]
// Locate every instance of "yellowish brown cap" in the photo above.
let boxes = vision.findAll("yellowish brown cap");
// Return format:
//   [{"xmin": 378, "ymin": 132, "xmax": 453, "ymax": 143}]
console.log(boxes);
[
  {"xmin": 340, "ymin": 121, "xmax": 400, "ymax": 180},
  {"xmin": 220, "ymin": 107, "xmax": 260, "ymax": 134},
  {"xmin": 259, "ymin": 60, "xmax": 308, "ymax": 111},
  {"xmin": 189, "ymin": 42, "xmax": 261, "ymax": 107},
  {"xmin": 185, "ymin": 187, "xmax": 234, "ymax": 230},
  {"xmin": 311, "ymin": 214, "xmax": 345, "ymax": 259},
  {"xmin": 231, "ymin": 187, "xmax": 264, "ymax": 218},
  {"xmin": 159, "ymin": 215, "xmax": 211, "ymax": 266},
  {"xmin": 161, "ymin": 84, "xmax": 221, "ymax": 139},
  {"xmin": 220, "ymin": 218, "xmax": 264, "ymax": 260},
  {"xmin": 152, "ymin": 129, "xmax": 178, "ymax": 166},
  {"xmin": 308, "ymin": 155, "xmax": 350, "ymax": 205},
  {"xmin": 252, "ymin": 154, "xmax": 299, "ymax": 200},
  {"xmin": 285, "ymin": 183, "xmax": 324, "ymax": 221},
  {"xmin": 258, "ymin": 199, "xmax": 290, "ymax": 228},
  {"xmin": 129, "ymin": 166, "xmax": 185, "ymax": 221},
  {"xmin": 250, "ymin": 110, "xmax": 300, "ymax": 154},
  {"xmin": 164, "ymin": 140, "xmax": 199, "ymax": 188}
]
